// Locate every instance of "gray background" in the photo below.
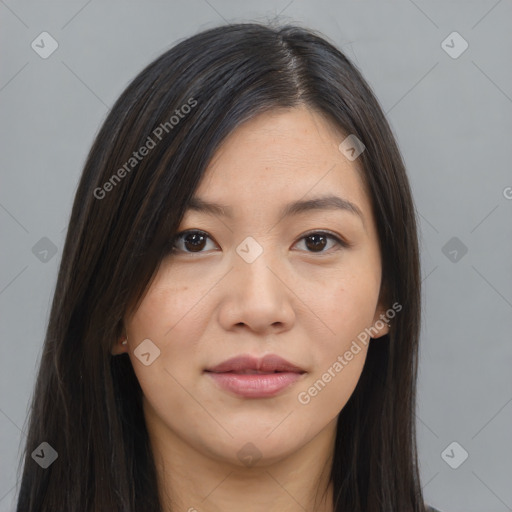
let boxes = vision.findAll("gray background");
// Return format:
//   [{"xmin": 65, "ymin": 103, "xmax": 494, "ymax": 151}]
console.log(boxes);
[{"xmin": 1, "ymin": 1, "xmax": 511, "ymax": 511}]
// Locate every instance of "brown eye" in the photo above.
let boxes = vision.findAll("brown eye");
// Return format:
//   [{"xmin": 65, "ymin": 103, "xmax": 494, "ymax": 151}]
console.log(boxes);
[
  {"xmin": 294, "ymin": 231, "xmax": 347, "ymax": 253},
  {"xmin": 172, "ymin": 230, "xmax": 217, "ymax": 253},
  {"xmin": 304, "ymin": 233, "xmax": 327, "ymax": 252}
]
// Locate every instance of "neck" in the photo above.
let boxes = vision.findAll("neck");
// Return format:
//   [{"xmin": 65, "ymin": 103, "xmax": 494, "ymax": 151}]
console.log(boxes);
[{"xmin": 144, "ymin": 400, "xmax": 337, "ymax": 512}]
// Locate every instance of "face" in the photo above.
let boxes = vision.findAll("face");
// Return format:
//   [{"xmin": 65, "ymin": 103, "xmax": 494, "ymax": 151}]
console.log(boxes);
[{"xmin": 117, "ymin": 106, "xmax": 389, "ymax": 467}]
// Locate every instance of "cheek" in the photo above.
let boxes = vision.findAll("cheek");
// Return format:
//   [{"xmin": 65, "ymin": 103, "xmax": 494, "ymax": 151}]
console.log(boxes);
[
  {"xmin": 128, "ymin": 264, "xmax": 211, "ymax": 345},
  {"xmin": 313, "ymin": 259, "xmax": 381, "ymax": 344},
  {"xmin": 124, "ymin": 281, "xmax": 208, "ymax": 433},
  {"xmin": 124, "ymin": 272, "xmax": 210, "ymax": 390},
  {"xmin": 301, "ymin": 255, "xmax": 380, "ymax": 410},
  {"xmin": 295, "ymin": 274, "xmax": 376, "ymax": 422},
  {"xmin": 296, "ymin": 345, "xmax": 368, "ymax": 423}
]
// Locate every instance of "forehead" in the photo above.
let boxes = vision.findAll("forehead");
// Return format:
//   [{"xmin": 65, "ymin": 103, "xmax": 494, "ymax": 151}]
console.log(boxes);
[{"xmin": 192, "ymin": 106, "xmax": 372, "ymax": 223}]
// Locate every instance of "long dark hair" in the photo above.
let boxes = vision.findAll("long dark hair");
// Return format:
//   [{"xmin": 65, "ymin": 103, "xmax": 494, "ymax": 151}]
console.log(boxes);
[{"xmin": 15, "ymin": 22, "xmax": 423, "ymax": 511}]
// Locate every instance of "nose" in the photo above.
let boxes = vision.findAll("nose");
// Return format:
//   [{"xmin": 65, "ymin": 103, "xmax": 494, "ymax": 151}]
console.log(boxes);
[{"xmin": 217, "ymin": 250, "xmax": 296, "ymax": 335}]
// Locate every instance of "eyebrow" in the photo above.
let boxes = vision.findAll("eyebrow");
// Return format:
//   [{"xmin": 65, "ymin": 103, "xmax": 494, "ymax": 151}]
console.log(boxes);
[{"xmin": 187, "ymin": 194, "xmax": 365, "ymax": 226}]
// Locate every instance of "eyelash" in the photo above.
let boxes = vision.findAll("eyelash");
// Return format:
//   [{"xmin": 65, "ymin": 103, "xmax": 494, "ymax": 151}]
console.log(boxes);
[{"xmin": 170, "ymin": 229, "xmax": 349, "ymax": 255}]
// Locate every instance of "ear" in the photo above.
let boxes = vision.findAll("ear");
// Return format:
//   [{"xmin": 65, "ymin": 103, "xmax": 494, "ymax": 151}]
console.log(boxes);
[
  {"xmin": 111, "ymin": 337, "xmax": 129, "ymax": 356},
  {"xmin": 370, "ymin": 300, "xmax": 391, "ymax": 340}
]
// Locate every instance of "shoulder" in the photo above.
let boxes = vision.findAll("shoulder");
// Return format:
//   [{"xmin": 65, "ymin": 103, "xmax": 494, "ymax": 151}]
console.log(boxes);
[{"xmin": 425, "ymin": 505, "xmax": 443, "ymax": 512}]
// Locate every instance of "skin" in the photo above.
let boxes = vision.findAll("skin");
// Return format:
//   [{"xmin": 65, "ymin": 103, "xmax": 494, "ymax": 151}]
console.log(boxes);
[{"xmin": 112, "ymin": 106, "xmax": 389, "ymax": 512}]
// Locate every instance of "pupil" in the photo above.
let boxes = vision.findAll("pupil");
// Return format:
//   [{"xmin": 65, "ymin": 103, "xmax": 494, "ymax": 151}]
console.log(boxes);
[
  {"xmin": 306, "ymin": 234, "xmax": 326, "ymax": 252},
  {"xmin": 185, "ymin": 233, "xmax": 205, "ymax": 252}
]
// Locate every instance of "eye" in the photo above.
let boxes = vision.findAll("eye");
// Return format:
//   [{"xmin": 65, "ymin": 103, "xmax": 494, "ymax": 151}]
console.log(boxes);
[
  {"xmin": 293, "ymin": 230, "xmax": 348, "ymax": 254},
  {"xmin": 171, "ymin": 230, "xmax": 219, "ymax": 253},
  {"xmin": 170, "ymin": 229, "xmax": 348, "ymax": 255}
]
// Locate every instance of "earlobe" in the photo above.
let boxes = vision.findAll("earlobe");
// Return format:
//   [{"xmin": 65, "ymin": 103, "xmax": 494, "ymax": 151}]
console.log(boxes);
[
  {"xmin": 111, "ymin": 337, "xmax": 128, "ymax": 355},
  {"xmin": 370, "ymin": 306, "xmax": 391, "ymax": 339},
  {"xmin": 375, "ymin": 320, "xmax": 390, "ymax": 338}
]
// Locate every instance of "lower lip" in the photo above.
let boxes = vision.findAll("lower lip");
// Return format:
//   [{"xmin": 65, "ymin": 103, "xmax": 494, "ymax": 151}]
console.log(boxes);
[{"xmin": 205, "ymin": 371, "xmax": 304, "ymax": 398}]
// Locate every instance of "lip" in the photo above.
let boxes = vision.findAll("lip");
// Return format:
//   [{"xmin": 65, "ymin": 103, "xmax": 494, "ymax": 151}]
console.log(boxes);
[
  {"xmin": 204, "ymin": 354, "xmax": 306, "ymax": 398},
  {"xmin": 206, "ymin": 354, "xmax": 306, "ymax": 374}
]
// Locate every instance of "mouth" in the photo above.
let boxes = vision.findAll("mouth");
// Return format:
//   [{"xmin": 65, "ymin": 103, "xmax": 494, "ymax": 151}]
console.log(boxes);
[
  {"xmin": 204, "ymin": 354, "xmax": 306, "ymax": 398},
  {"xmin": 208, "ymin": 369, "xmax": 296, "ymax": 374},
  {"xmin": 205, "ymin": 354, "xmax": 306, "ymax": 374}
]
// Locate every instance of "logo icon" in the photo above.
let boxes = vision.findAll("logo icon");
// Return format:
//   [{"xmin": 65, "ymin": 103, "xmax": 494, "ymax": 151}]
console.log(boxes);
[
  {"xmin": 441, "ymin": 441, "xmax": 469, "ymax": 469},
  {"xmin": 31, "ymin": 442, "xmax": 58, "ymax": 468},
  {"xmin": 134, "ymin": 338, "xmax": 161, "ymax": 366},
  {"xmin": 236, "ymin": 236, "xmax": 263, "ymax": 264},
  {"xmin": 442, "ymin": 237, "xmax": 468, "ymax": 263},
  {"xmin": 31, "ymin": 32, "xmax": 59, "ymax": 59},
  {"xmin": 32, "ymin": 237, "xmax": 58, "ymax": 263},
  {"xmin": 237, "ymin": 442, "xmax": 262, "ymax": 467},
  {"xmin": 339, "ymin": 134, "xmax": 365, "ymax": 161},
  {"xmin": 441, "ymin": 32, "xmax": 469, "ymax": 59}
]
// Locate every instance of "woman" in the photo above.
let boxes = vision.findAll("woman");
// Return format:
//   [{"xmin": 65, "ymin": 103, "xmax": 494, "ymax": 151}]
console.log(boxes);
[{"xmin": 16, "ymin": 22, "xmax": 443, "ymax": 512}]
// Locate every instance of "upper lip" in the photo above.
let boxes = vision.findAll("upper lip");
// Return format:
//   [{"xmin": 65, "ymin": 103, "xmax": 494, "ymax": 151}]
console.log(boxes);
[{"xmin": 205, "ymin": 354, "xmax": 306, "ymax": 373}]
